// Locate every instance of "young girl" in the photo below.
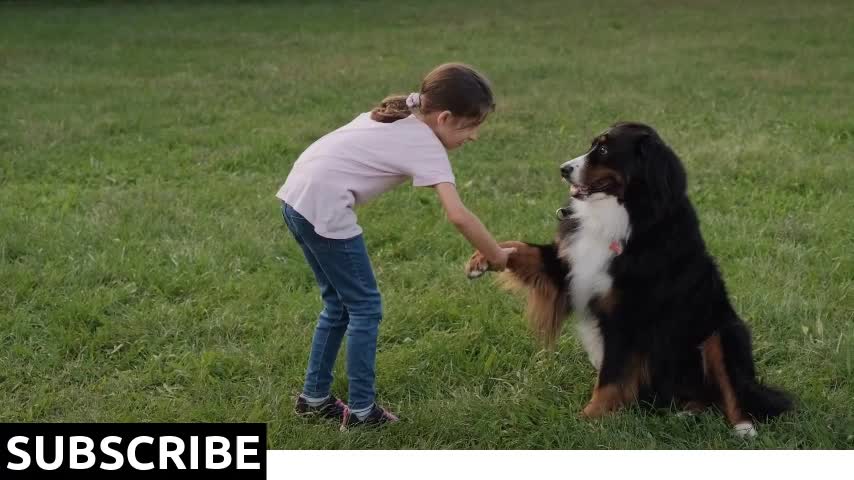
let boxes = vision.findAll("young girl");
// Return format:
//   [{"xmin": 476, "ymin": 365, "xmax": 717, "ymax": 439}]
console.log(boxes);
[{"xmin": 278, "ymin": 63, "xmax": 515, "ymax": 429}]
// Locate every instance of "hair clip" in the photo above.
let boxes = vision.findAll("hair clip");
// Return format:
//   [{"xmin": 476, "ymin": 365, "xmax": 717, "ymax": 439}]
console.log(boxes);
[{"xmin": 405, "ymin": 92, "xmax": 421, "ymax": 109}]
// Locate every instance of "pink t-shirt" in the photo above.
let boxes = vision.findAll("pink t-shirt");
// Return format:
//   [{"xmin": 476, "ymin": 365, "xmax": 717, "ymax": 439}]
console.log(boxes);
[{"xmin": 276, "ymin": 113, "xmax": 455, "ymax": 239}]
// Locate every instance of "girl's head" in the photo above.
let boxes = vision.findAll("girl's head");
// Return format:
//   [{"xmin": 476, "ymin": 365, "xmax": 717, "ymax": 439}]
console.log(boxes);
[{"xmin": 371, "ymin": 63, "xmax": 495, "ymax": 150}]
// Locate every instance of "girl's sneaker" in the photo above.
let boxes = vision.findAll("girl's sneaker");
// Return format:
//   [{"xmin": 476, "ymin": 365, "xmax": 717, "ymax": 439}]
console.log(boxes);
[
  {"xmin": 340, "ymin": 404, "xmax": 399, "ymax": 431},
  {"xmin": 294, "ymin": 395, "xmax": 347, "ymax": 421}
]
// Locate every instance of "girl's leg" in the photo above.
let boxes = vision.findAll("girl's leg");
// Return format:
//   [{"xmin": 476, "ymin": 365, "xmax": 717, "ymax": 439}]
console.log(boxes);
[
  {"xmin": 329, "ymin": 235, "xmax": 382, "ymax": 411},
  {"xmin": 283, "ymin": 203, "xmax": 383, "ymax": 411},
  {"xmin": 306, "ymin": 234, "xmax": 382, "ymax": 411},
  {"xmin": 283, "ymin": 204, "xmax": 350, "ymax": 400}
]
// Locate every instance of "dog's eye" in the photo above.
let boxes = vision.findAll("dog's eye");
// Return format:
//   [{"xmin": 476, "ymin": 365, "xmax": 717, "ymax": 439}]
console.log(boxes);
[{"xmin": 598, "ymin": 145, "xmax": 608, "ymax": 156}]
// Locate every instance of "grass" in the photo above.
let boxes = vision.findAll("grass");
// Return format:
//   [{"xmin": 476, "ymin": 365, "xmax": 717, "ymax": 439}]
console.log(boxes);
[{"xmin": 1, "ymin": 0, "xmax": 852, "ymax": 449}]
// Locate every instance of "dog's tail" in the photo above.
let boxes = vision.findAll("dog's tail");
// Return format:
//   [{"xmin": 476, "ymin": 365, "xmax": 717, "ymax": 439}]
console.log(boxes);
[
  {"xmin": 497, "ymin": 243, "xmax": 570, "ymax": 348},
  {"xmin": 737, "ymin": 378, "xmax": 794, "ymax": 420}
]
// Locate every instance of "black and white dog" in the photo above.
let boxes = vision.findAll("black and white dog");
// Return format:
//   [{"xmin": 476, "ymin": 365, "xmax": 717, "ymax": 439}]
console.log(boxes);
[{"xmin": 466, "ymin": 122, "xmax": 793, "ymax": 436}]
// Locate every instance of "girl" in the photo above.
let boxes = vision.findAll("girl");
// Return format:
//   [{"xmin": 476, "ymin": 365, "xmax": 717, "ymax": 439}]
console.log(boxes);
[{"xmin": 278, "ymin": 63, "xmax": 515, "ymax": 429}]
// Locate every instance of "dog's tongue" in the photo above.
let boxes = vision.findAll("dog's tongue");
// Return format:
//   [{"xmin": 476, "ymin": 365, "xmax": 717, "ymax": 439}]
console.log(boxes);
[{"xmin": 570, "ymin": 184, "xmax": 590, "ymax": 199}]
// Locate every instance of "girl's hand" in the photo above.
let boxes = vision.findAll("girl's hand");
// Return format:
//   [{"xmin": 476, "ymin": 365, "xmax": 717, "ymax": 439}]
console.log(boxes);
[
  {"xmin": 466, "ymin": 246, "xmax": 516, "ymax": 278},
  {"xmin": 490, "ymin": 247, "xmax": 517, "ymax": 271},
  {"xmin": 433, "ymin": 182, "xmax": 513, "ymax": 276}
]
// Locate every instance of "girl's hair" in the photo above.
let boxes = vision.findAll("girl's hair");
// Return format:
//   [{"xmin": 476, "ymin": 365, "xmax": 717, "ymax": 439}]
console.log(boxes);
[{"xmin": 371, "ymin": 63, "xmax": 495, "ymax": 124}]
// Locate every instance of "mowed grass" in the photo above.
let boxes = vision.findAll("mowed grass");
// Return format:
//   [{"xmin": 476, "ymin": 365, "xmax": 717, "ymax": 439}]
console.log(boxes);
[{"xmin": 1, "ymin": 0, "xmax": 852, "ymax": 449}]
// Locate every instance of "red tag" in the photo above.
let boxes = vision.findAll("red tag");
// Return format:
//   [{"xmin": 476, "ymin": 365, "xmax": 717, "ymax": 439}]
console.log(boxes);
[{"xmin": 609, "ymin": 241, "xmax": 623, "ymax": 255}]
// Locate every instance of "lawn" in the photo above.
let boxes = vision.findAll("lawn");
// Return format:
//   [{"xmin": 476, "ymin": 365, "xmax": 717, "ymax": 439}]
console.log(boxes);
[{"xmin": 1, "ymin": 0, "xmax": 852, "ymax": 448}]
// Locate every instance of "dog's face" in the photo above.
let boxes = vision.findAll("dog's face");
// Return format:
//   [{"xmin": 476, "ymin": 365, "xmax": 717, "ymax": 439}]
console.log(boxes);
[
  {"xmin": 560, "ymin": 125, "xmax": 637, "ymax": 201},
  {"xmin": 560, "ymin": 122, "xmax": 687, "ymax": 218}
]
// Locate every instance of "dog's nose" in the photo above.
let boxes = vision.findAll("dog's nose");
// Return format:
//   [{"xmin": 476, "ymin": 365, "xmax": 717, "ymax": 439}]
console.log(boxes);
[{"xmin": 560, "ymin": 165, "xmax": 573, "ymax": 178}]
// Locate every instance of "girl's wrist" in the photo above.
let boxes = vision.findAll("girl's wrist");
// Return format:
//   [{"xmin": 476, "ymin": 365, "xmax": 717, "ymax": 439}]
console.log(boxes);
[{"xmin": 484, "ymin": 246, "xmax": 505, "ymax": 263}]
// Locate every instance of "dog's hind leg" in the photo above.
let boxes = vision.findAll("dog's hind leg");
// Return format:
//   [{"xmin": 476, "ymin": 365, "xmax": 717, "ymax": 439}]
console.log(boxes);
[
  {"xmin": 701, "ymin": 333, "xmax": 757, "ymax": 437},
  {"xmin": 703, "ymin": 321, "xmax": 794, "ymax": 438}
]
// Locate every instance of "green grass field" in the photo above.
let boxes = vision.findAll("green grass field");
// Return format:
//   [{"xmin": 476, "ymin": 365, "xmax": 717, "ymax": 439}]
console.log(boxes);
[{"xmin": 1, "ymin": 0, "xmax": 852, "ymax": 449}]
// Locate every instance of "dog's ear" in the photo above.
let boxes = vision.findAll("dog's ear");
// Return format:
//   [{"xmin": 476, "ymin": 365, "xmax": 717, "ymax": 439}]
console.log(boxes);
[{"xmin": 634, "ymin": 132, "xmax": 687, "ymax": 219}]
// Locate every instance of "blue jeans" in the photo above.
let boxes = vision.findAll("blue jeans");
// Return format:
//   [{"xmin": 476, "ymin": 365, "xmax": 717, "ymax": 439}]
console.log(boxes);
[{"xmin": 282, "ymin": 202, "xmax": 382, "ymax": 410}]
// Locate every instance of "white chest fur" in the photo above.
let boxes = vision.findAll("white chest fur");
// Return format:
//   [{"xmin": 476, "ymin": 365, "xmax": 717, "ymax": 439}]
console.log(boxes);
[{"xmin": 558, "ymin": 197, "xmax": 630, "ymax": 370}]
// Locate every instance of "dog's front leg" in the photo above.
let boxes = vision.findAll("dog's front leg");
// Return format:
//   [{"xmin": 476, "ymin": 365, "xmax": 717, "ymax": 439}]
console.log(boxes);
[
  {"xmin": 465, "ymin": 240, "xmax": 531, "ymax": 279},
  {"xmin": 465, "ymin": 241, "xmax": 568, "ymax": 287},
  {"xmin": 583, "ymin": 333, "xmax": 648, "ymax": 418},
  {"xmin": 465, "ymin": 241, "xmax": 571, "ymax": 346}
]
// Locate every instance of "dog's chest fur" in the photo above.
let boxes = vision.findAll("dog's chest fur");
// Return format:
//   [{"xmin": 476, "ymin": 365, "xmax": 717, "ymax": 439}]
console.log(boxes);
[{"xmin": 558, "ymin": 197, "xmax": 631, "ymax": 370}]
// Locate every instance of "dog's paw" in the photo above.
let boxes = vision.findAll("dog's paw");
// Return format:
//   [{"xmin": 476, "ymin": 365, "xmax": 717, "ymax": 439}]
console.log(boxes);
[
  {"xmin": 676, "ymin": 401, "xmax": 707, "ymax": 417},
  {"xmin": 465, "ymin": 251, "xmax": 490, "ymax": 279},
  {"xmin": 581, "ymin": 402, "xmax": 608, "ymax": 419},
  {"xmin": 733, "ymin": 422, "xmax": 758, "ymax": 439}
]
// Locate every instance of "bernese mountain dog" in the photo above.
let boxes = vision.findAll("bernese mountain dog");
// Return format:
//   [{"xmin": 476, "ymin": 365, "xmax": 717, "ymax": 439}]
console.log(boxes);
[{"xmin": 465, "ymin": 122, "xmax": 793, "ymax": 437}]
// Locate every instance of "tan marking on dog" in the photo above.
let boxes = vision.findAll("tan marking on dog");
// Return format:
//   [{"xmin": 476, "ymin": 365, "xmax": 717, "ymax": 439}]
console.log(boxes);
[
  {"xmin": 702, "ymin": 334, "xmax": 750, "ymax": 426},
  {"xmin": 582, "ymin": 354, "xmax": 649, "ymax": 418},
  {"xmin": 594, "ymin": 288, "xmax": 619, "ymax": 316}
]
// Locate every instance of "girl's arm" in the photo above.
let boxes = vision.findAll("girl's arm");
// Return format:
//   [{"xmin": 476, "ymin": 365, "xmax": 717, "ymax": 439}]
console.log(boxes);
[{"xmin": 433, "ymin": 182, "xmax": 515, "ymax": 270}]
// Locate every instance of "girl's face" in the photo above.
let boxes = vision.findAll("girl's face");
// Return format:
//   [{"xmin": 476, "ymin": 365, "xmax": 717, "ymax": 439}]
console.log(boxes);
[{"xmin": 432, "ymin": 111, "xmax": 484, "ymax": 150}]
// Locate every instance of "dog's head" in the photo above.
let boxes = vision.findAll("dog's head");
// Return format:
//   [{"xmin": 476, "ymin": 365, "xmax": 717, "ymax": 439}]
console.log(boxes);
[{"xmin": 560, "ymin": 122, "xmax": 686, "ymax": 220}]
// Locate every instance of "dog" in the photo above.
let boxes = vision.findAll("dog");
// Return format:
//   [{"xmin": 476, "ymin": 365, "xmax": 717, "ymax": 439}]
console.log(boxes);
[{"xmin": 465, "ymin": 122, "xmax": 793, "ymax": 437}]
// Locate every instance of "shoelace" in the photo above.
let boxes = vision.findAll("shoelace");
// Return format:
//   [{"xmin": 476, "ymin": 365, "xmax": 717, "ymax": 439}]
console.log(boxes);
[
  {"xmin": 340, "ymin": 405, "xmax": 399, "ymax": 431},
  {"xmin": 339, "ymin": 406, "xmax": 352, "ymax": 431},
  {"xmin": 381, "ymin": 409, "xmax": 399, "ymax": 422}
]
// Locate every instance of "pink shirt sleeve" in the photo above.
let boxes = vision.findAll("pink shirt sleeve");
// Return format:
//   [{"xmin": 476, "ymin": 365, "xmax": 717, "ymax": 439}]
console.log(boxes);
[{"xmin": 409, "ymin": 145, "xmax": 456, "ymax": 187}]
